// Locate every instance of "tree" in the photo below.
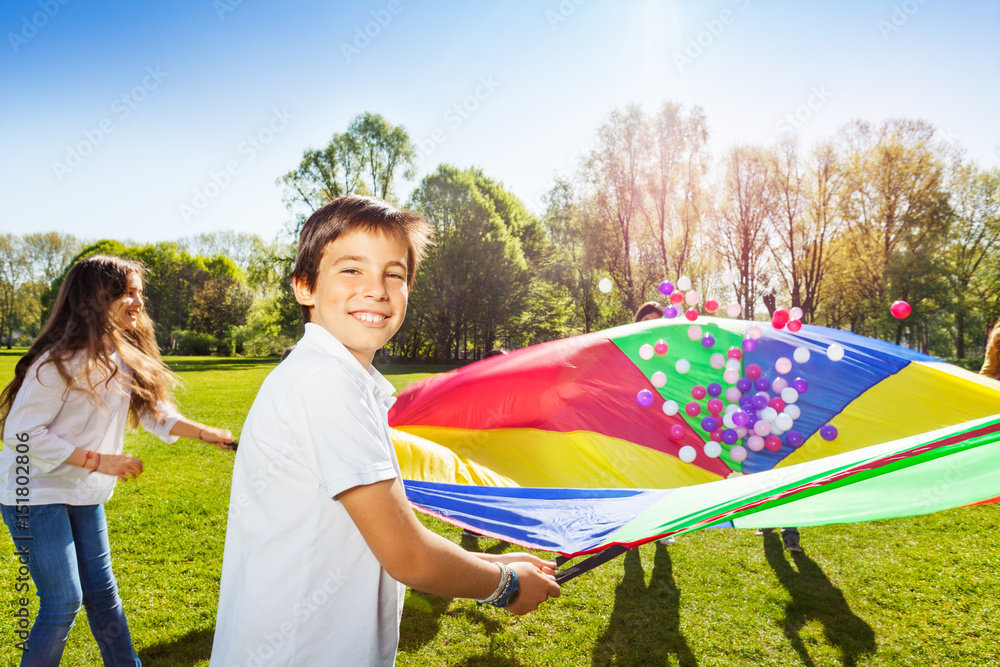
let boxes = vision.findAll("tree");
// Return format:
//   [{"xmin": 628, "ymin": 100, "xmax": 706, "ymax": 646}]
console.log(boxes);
[
  {"xmin": 180, "ymin": 231, "xmax": 261, "ymax": 274},
  {"xmin": 348, "ymin": 112, "xmax": 416, "ymax": 201},
  {"xmin": 0, "ymin": 235, "xmax": 30, "ymax": 348},
  {"xmin": 189, "ymin": 275, "xmax": 254, "ymax": 340},
  {"xmin": 22, "ymin": 232, "xmax": 81, "ymax": 285}
]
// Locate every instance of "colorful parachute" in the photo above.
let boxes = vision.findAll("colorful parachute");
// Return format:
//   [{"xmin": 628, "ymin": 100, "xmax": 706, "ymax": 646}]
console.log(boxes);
[{"xmin": 389, "ymin": 318, "xmax": 1000, "ymax": 558}]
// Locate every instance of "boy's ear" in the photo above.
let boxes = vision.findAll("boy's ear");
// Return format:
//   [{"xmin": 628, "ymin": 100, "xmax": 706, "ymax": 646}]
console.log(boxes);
[{"xmin": 292, "ymin": 276, "xmax": 314, "ymax": 307}]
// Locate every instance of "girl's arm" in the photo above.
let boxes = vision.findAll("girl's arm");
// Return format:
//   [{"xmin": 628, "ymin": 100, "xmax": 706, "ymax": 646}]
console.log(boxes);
[
  {"xmin": 169, "ymin": 416, "xmax": 235, "ymax": 450},
  {"xmin": 63, "ymin": 447, "xmax": 144, "ymax": 481}
]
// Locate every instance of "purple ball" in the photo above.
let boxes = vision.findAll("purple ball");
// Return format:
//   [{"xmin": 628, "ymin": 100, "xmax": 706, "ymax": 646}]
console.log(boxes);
[
  {"xmin": 742, "ymin": 338, "xmax": 758, "ymax": 352},
  {"xmin": 732, "ymin": 410, "xmax": 749, "ymax": 427},
  {"xmin": 659, "ymin": 281, "xmax": 674, "ymax": 295},
  {"xmin": 786, "ymin": 430, "xmax": 804, "ymax": 447},
  {"xmin": 792, "ymin": 378, "xmax": 809, "ymax": 393},
  {"xmin": 637, "ymin": 389, "xmax": 655, "ymax": 407},
  {"xmin": 701, "ymin": 416, "xmax": 719, "ymax": 432},
  {"xmin": 736, "ymin": 377, "xmax": 752, "ymax": 393},
  {"xmin": 701, "ymin": 334, "xmax": 716, "ymax": 348},
  {"xmin": 707, "ymin": 382, "xmax": 723, "ymax": 397},
  {"xmin": 751, "ymin": 394, "xmax": 768, "ymax": 410},
  {"xmin": 664, "ymin": 306, "xmax": 678, "ymax": 319},
  {"xmin": 739, "ymin": 396, "xmax": 754, "ymax": 410},
  {"xmin": 754, "ymin": 376, "xmax": 770, "ymax": 391},
  {"xmin": 721, "ymin": 429, "xmax": 739, "ymax": 445},
  {"xmin": 820, "ymin": 425, "xmax": 838, "ymax": 441}
]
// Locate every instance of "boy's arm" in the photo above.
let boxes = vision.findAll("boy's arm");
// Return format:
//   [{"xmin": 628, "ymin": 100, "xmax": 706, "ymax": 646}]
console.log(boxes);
[{"xmin": 339, "ymin": 477, "xmax": 561, "ymax": 615}]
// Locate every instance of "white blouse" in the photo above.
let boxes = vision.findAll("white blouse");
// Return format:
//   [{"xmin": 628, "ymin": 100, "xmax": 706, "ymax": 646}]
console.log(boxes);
[{"xmin": 0, "ymin": 349, "xmax": 179, "ymax": 506}]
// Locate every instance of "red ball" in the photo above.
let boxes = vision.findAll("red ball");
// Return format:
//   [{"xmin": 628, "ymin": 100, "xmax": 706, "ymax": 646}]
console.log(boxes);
[
  {"xmin": 773, "ymin": 308, "xmax": 790, "ymax": 324},
  {"xmin": 787, "ymin": 320, "xmax": 802, "ymax": 332},
  {"xmin": 669, "ymin": 292, "xmax": 684, "ymax": 304},
  {"xmin": 709, "ymin": 428, "xmax": 724, "ymax": 442},
  {"xmin": 727, "ymin": 347, "xmax": 742, "ymax": 360},
  {"xmin": 891, "ymin": 300, "xmax": 911, "ymax": 319},
  {"xmin": 768, "ymin": 397, "xmax": 786, "ymax": 412},
  {"xmin": 684, "ymin": 308, "xmax": 699, "ymax": 322},
  {"xmin": 764, "ymin": 435, "xmax": 783, "ymax": 452},
  {"xmin": 705, "ymin": 299, "xmax": 719, "ymax": 313}
]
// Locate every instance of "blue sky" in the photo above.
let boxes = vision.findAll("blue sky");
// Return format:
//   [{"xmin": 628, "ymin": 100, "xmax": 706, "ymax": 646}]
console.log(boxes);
[{"xmin": 2, "ymin": 0, "xmax": 998, "ymax": 244}]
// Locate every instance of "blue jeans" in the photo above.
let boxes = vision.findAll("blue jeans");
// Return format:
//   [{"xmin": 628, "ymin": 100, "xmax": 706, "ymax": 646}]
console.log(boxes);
[{"xmin": 1, "ymin": 503, "xmax": 140, "ymax": 667}]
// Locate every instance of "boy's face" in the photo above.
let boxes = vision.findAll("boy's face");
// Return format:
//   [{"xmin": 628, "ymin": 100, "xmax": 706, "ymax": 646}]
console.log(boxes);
[{"xmin": 293, "ymin": 229, "xmax": 409, "ymax": 368}]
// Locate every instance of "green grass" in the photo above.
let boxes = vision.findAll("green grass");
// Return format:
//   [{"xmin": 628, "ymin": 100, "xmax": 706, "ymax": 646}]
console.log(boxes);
[{"xmin": 0, "ymin": 351, "xmax": 998, "ymax": 666}]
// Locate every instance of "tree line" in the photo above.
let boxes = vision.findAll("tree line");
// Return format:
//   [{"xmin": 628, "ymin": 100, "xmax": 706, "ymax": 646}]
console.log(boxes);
[{"xmin": 6, "ymin": 107, "xmax": 998, "ymax": 362}]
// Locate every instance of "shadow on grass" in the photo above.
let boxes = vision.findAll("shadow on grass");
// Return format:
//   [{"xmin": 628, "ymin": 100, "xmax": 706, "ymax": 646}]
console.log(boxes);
[
  {"xmin": 137, "ymin": 627, "xmax": 214, "ymax": 666},
  {"xmin": 592, "ymin": 544, "xmax": 697, "ymax": 667},
  {"xmin": 763, "ymin": 533, "xmax": 877, "ymax": 667},
  {"xmin": 164, "ymin": 358, "xmax": 279, "ymax": 373}
]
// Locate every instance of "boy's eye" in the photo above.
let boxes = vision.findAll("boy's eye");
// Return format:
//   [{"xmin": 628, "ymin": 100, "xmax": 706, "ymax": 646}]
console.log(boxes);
[
  {"xmin": 387, "ymin": 273, "xmax": 404, "ymax": 280},
  {"xmin": 341, "ymin": 268, "xmax": 361, "ymax": 275}
]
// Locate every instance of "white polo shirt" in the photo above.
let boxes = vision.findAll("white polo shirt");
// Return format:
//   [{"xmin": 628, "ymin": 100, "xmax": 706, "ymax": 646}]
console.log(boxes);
[{"xmin": 211, "ymin": 323, "xmax": 405, "ymax": 666}]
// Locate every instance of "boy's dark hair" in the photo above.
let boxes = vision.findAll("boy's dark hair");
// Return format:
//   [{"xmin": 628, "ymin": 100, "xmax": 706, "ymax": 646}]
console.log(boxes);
[
  {"xmin": 292, "ymin": 195, "xmax": 433, "ymax": 324},
  {"xmin": 634, "ymin": 301, "xmax": 664, "ymax": 322}
]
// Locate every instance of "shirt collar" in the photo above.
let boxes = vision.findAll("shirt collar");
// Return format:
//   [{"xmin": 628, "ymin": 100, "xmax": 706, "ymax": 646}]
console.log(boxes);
[{"xmin": 301, "ymin": 323, "xmax": 397, "ymax": 408}]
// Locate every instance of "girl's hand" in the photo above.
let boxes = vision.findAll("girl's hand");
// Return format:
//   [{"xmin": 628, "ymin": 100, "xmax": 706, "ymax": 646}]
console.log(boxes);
[
  {"xmin": 199, "ymin": 427, "xmax": 236, "ymax": 450},
  {"xmin": 99, "ymin": 454, "xmax": 144, "ymax": 481}
]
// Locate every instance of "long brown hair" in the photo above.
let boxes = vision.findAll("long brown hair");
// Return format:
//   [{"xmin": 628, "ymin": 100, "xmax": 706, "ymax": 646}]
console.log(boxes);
[{"xmin": 0, "ymin": 255, "xmax": 176, "ymax": 432}]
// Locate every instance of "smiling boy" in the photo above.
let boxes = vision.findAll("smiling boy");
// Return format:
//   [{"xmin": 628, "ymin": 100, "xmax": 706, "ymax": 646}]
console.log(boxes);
[{"xmin": 211, "ymin": 196, "xmax": 559, "ymax": 666}]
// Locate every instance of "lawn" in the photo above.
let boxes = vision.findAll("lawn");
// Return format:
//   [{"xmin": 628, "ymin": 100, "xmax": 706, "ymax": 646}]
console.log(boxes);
[{"xmin": 0, "ymin": 351, "xmax": 998, "ymax": 666}]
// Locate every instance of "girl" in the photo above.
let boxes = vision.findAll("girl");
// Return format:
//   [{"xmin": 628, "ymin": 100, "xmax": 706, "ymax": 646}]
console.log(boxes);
[{"xmin": 0, "ymin": 255, "xmax": 234, "ymax": 666}]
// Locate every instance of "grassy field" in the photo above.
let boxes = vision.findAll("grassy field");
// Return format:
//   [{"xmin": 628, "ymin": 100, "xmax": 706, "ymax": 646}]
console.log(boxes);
[{"xmin": 0, "ymin": 351, "xmax": 998, "ymax": 666}]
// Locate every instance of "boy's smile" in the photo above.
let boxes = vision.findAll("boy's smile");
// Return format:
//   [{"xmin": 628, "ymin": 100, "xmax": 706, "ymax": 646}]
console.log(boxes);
[{"xmin": 293, "ymin": 229, "xmax": 409, "ymax": 368}]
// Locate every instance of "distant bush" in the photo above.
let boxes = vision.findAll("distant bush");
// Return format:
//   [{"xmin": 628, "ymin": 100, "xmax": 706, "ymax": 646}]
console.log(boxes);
[{"xmin": 170, "ymin": 330, "xmax": 219, "ymax": 356}]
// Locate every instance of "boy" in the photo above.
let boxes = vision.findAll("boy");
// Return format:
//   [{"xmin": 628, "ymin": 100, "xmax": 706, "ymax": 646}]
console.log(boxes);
[{"xmin": 211, "ymin": 196, "xmax": 559, "ymax": 665}]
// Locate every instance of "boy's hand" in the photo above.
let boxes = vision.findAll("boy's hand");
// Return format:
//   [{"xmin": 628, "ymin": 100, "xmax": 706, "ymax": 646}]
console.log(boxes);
[{"xmin": 504, "ymin": 561, "xmax": 561, "ymax": 615}]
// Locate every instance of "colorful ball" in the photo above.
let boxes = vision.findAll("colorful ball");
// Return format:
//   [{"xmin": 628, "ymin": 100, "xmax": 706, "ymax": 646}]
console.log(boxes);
[
  {"xmin": 654, "ymin": 339, "xmax": 669, "ymax": 356},
  {"xmin": 651, "ymin": 371, "xmax": 667, "ymax": 388},
  {"xmin": 780, "ymin": 387, "xmax": 799, "ymax": 404},
  {"xmin": 707, "ymin": 382, "xmax": 723, "ymax": 397},
  {"xmin": 637, "ymin": 389, "xmax": 654, "ymax": 407},
  {"xmin": 704, "ymin": 441, "xmax": 722, "ymax": 458},
  {"xmin": 786, "ymin": 430, "xmax": 804, "ymax": 447},
  {"xmin": 742, "ymin": 337, "xmax": 758, "ymax": 352},
  {"xmin": 750, "ymin": 394, "xmax": 768, "ymax": 410},
  {"xmin": 687, "ymin": 324, "xmax": 703, "ymax": 341},
  {"xmin": 753, "ymin": 420, "xmax": 772, "ymax": 437},
  {"xmin": 732, "ymin": 410, "xmax": 750, "ymax": 427},
  {"xmin": 710, "ymin": 353, "xmax": 726, "ymax": 370},
  {"xmin": 707, "ymin": 398, "xmax": 724, "ymax": 414},
  {"xmin": 723, "ymin": 368, "xmax": 740, "ymax": 384},
  {"xmin": 747, "ymin": 325, "xmax": 763, "ymax": 340},
  {"xmin": 684, "ymin": 308, "xmax": 699, "ymax": 322},
  {"xmin": 663, "ymin": 400, "xmax": 679, "ymax": 416},
  {"xmin": 745, "ymin": 363, "xmax": 762, "ymax": 380},
  {"xmin": 789, "ymin": 306, "xmax": 804, "ymax": 320},
  {"xmin": 721, "ymin": 429, "xmax": 739, "ymax": 445},
  {"xmin": 793, "ymin": 347, "xmax": 811, "ymax": 364},
  {"xmin": 639, "ymin": 344, "xmax": 655, "ymax": 360},
  {"xmin": 736, "ymin": 377, "xmax": 752, "ymax": 393},
  {"xmin": 729, "ymin": 445, "xmax": 748, "ymax": 463},
  {"xmin": 669, "ymin": 424, "xmax": 685, "ymax": 440},
  {"xmin": 677, "ymin": 276, "xmax": 692, "ymax": 291},
  {"xmin": 598, "ymin": 278, "xmax": 613, "ymax": 293},
  {"xmin": 701, "ymin": 334, "xmax": 716, "ymax": 348},
  {"xmin": 775, "ymin": 357, "xmax": 792, "ymax": 375},
  {"xmin": 791, "ymin": 377, "xmax": 808, "ymax": 393},
  {"xmin": 820, "ymin": 424, "xmax": 839, "ymax": 441},
  {"xmin": 721, "ymin": 269, "xmax": 735, "ymax": 284},
  {"xmin": 764, "ymin": 435, "xmax": 783, "ymax": 452},
  {"xmin": 659, "ymin": 281, "xmax": 674, "ymax": 295},
  {"xmin": 727, "ymin": 347, "xmax": 743, "ymax": 360},
  {"xmin": 685, "ymin": 401, "xmax": 701, "ymax": 417},
  {"xmin": 675, "ymin": 358, "xmax": 691, "ymax": 374},
  {"xmin": 768, "ymin": 397, "xmax": 786, "ymax": 413},
  {"xmin": 827, "ymin": 343, "xmax": 845, "ymax": 361},
  {"xmin": 691, "ymin": 385, "xmax": 707, "ymax": 400},
  {"xmin": 891, "ymin": 300, "xmax": 911, "ymax": 319},
  {"xmin": 705, "ymin": 299, "xmax": 719, "ymax": 313},
  {"xmin": 775, "ymin": 413, "xmax": 794, "ymax": 431},
  {"xmin": 787, "ymin": 320, "xmax": 802, "ymax": 332},
  {"xmin": 664, "ymin": 306, "xmax": 678, "ymax": 319},
  {"xmin": 726, "ymin": 302, "xmax": 742, "ymax": 317},
  {"xmin": 709, "ymin": 428, "xmax": 723, "ymax": 442},
  {"xmin": 725, "ymin": 387, "xmax": 742, "ymax": 403},
  {"xmin": 678, "ymin": 445, "xmax": 696, "ymax": 463},
  {"xmin": 754, "ymin": 376, "xmax": 770, "ymax": 391},
  {"xmin": 669, "ymin": 292, "xmax": 684, "ymax": 304},
  {"xmin": 685, "ymin": 290, "xmax": 700, "ymax": 306},
  {"xmin": 784, "ymin": 404, "xmax": 801, "ymax": 420},
  {"xmin": 701, "ymin": 416, "xmax": 719, "ymax": 432},
  {"xmin": 746, "ymin": 435, "xmax": 765, "ymax": 451}
]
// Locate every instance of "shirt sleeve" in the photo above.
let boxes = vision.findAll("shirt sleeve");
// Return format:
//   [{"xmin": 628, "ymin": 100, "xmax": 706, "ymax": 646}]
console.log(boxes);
[
  {"xmin": 138, "ymin": 402, "xmax": 181, "ymax": 444},
  {"xmin": 285, "ymin": 364, "xmax": 398, "ymax": 499},
  {"xmin": 4, "ymin": 360, "xmax": 77, "ymax": 473}
]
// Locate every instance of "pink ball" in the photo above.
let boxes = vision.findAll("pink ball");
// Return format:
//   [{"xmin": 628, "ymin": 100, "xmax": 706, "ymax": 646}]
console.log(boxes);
[
  {"xmin": 787, "ymin": 320, "xmax": 802, "ymax": 332},
  {"xmin": 654, "ymin": 339, "xmax": 669, "ymax": 356},
  {"xmin": 771, "ymin": 377, "xmax": 788, "ymax": 393},
  {"xmin": 729, "ymin": 445, "xmax": 748, "ymax": 463},
  {"xmin": 775, "ymin": 357, "xmax": 792, "ymax": 375},
  {"xmin": 727, "ymin": 347, "xmax": 743, "ymax": 360},
  {"xmin": 705, "ymin": 299, "xmax": 719, "ymax": 313},
  {"xmin": 764, "ymin": 435, "xmax": 783, "ymax": 452},
  {"xmin": 670, "ymin": 292, "xmax": 683, "ymax": 304},
  {"xmin": 745, "ymin": 363, "xmax": 762, "ymax": 380},
  {"xmin": 707, "ymin": 398, "xmax": 724, "ymax": 414},
  {"xmin": 669, "ymin": 424, "xmax": 685, "ymax": 441},
  {"xmin": 753, "ymin": 420, "xmax": 772, "ymax": 436},
  {"xmin": 709, "ymin": 428, "xmax": 723, "ymax": 442},
  {"xmin": 685, "ymin": 401, "xmax": 701, "ymax": 417},
  {"xmin": 691, "ymin": 385, "xmax": 707, "ymax": 400},
  {"xmin": 746, "ymin": 435, "xmax": 765, "ymax": 451},
  {"xmin": 768, "ymin": 397, "xmax": 786, "ymax": 413},
  {"xmin": 684, "ymin": 308, "xmax": 699, "ymax": 322},
  {"xmin": 891, "ymin": 300, "xmax": 911, "ymax": 319}
]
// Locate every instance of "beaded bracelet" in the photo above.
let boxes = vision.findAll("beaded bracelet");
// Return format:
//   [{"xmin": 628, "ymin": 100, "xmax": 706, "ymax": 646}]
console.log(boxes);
[
  {"xmin": 476, "ymin": 563, "xmax": 510, "ymax": 605},
  {"xmin": 476, "ymin": 563, "xmax": 520, "ymax": 608}
]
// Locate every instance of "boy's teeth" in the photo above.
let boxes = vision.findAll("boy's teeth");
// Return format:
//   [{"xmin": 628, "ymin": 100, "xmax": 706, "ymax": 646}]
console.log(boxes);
[{"xmin": 357, "ymin": 313, "xmax": 385, "ymax": 322}]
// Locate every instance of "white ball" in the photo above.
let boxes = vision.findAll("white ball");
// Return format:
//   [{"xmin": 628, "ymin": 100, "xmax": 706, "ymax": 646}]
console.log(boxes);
[
  {"xmin": 687, "ymin": 324, "xmax": 703, "ymax": 341},
  {"xmin": 736, "ymin": 426, "xmax": 748, "ymax": 438},
  {"xmin": 675, "ymin": 359, "xmax": 691, "ymax": 374},
  {"xmin": 723, "ymin": 413, "xmax": 736, "ymax": 429},
  {"xmin": 761, "ymin": 407, "xmax": 778, "ymax": 422},
  {"xmin": 678, "ymin": 445, "xmax": 697, "ymax": 463},
  {"xmin": 710, "ymin": 353, "xmax": 726, "ymax": 369},
  {"xmin": 775, "ymin": 413, "xmax": 794, "ymax": 431},
  {"xmin": 725, "ymin": 358, "xmax": 741, "ymax": 372},
  {"xmin": 747, "ymin": 325, "xmax": 763, "ymax": 340},
  {"xmin": 726, "ymin": 302, "xmax": 742, "ymax": 317},
  {"xmin": 721, "ymin": 269, "xmax": 735, "ymax": 285},
  {"xmin": 703, "ymin": 441, "xmax": 722, "ymax": 458},
  {"xmin": 771, "ymin": 377, "xmax": 788, "ymax": 393},
  {"xmin": 789, "ymin": 307, "xmax": 804, "ymax": 320},
  {"xmin": 663, "ymin": 400, "xmax": 679, "ymax": 416},
  {"xmin": 723, "ymin": 368, "xmax": 740, "ymax": 384},
  {"xmin": 651, "ymin": 371, "xmax": 667, "ymax": 388},
  {"xmin": 729, "ymin": 445, "xmax": 748, "ymax": 462},
  {"xmin": 724, "ymin": 387, "xmax": 742, "ymax": 403},
  {"xmin": 639, "ymin": 344, "xmax": 654, "ymax": 360},
  {"xmin": 677, "ymin": 276, "xmax": 692, "ymax": 291},
  {"xmin": 793, "ymin": 346, "xmax": 811, "ymax": 364},
  {"xmin": 784, "ymin": 404, "xmax": 801, "ymax": 420},
  {"xmin": 598, "ymin": 278, "xmax": 613, "ymax": 293},
  {"xmin": 780, "ymin": 387, "xmax": 799, "ymax": 404},
  {"xmin": 827, "ymin": 343, "xmax": 845, "ymax": 361},
  {"xmin": 685, "ymin": 290, "xmax": 700, "ymax": 306},
  {"xmin": 724, "ymin": 403, "xmax": 739, "ymax": 415}
]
